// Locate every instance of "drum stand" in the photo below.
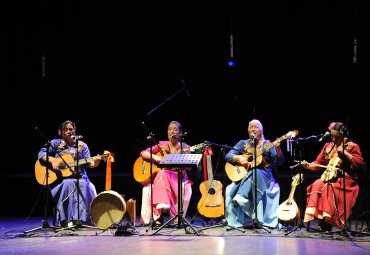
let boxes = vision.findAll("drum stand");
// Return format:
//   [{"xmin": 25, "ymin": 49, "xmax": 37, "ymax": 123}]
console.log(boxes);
[
  {"xmin": 25, "ymin": 128, "xmax": 61, "ymax": 234},
  {"xmin": 56, "ymin": 137, "xmax": 101, "ymax": 232}
]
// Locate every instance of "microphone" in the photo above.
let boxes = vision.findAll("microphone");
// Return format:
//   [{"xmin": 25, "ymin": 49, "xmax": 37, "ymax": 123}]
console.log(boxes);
[
  {"xmin": 180, "ymin": 131, "xmax": 188, "ymax": 138},
  {"xmin": 353, "ymin": 38, "xmax": 358, "ymax": 64},
  {"xmin": 71, "ymin": 135, "xmax": 83, "ymax": 140},
  {"xmin": 318, "ymin": 131, "xmax": 330, "ymax": 142},
  {"xmin": 171, "ymin": 134, "xmax": 178, "ymax": 140},
  {"xmin": 181, "ymin": 78, "xmax": 191, "ymax": 98}
]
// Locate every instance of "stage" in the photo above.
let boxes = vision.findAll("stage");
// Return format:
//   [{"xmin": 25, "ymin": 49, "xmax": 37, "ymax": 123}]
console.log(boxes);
[{"xmin": 1, "ymin": 217, "xmax": 370, "ymax": 255}]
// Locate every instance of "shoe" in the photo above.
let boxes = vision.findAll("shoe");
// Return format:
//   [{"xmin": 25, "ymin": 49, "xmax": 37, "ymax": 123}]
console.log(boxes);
[
  {"xmin": 161, "ymin": 207, "xmax": 170, "ymax": 215},
  {"xmin": 318, "ymin": 219, "xmax": 332, "ymax": 232}
]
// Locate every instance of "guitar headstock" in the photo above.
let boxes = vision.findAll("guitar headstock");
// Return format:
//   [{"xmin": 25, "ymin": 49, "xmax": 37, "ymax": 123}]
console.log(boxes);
[
  {"xmin": 190, "ymin": 142, "xmax": 209, "ymax": 152},
  {"xmin": 101, "ymin": 151, "xmax": 114, "ymax": 162},
  {"xmin": 291, "ymin": 173, "xmax": 303, "ymax": 187},
  {"xmin": 285, "ymin": 130, "xmax": 299, "ymax": 139}
]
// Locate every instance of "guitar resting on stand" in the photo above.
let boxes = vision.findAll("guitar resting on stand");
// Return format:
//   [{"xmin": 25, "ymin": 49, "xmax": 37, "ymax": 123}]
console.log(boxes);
[
  {"xmin": 276, "ymin": 173, "xmax": 303, "ymax": 228},
  {"xmin": 197, "ymin": 146, "xmax": 224, "ymax": 225}
]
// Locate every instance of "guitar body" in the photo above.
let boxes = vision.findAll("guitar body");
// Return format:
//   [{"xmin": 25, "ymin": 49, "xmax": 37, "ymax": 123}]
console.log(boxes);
[
  {"xmin": 197, "ymin": 180, "xmax": 225, "ymax": 218},
  {"xmin": 35, "ymin": 160, "xmax": 61, "ymax": 186},
  {"xmin": 225, "ymin": 153, "xmax": 263, "ymax": 182},
  {"xmin": 35, "ymin": 153, "xmax": 108, "ymax": 186},
  {"xmin": 133, "ymin": 152, "xmax": 163, "ymax": 186},
  {"xmin": 275, "ymin": 198, "xmax": 300, "ymax": 224}
]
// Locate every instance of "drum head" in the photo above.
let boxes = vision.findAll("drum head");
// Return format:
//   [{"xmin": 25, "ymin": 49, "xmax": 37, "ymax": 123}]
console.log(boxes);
[{"xmin": 90, "ymin": 190, "xmax": 126, "ymax": 228}]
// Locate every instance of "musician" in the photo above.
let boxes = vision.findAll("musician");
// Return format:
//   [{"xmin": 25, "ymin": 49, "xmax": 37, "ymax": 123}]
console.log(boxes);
[
  {"xmin": 224, "ymin": 119, "xmax": 285, "ymax": 228},
  {"xmin": 301, "ymin": 122, "xmax": 364, "ymax": 231},
  {"xmin": 37, "ymin": 120, "xmax": 101, "ymax": 227},
  {"xmin": 140, "ymin": 120, "xmax": 192, "ymax": 225}
]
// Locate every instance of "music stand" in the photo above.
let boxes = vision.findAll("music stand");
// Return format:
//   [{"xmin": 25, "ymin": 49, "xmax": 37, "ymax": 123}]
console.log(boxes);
[{"xmin": 152, "ymin": 153, "xmax": 203, "ymax": 235}]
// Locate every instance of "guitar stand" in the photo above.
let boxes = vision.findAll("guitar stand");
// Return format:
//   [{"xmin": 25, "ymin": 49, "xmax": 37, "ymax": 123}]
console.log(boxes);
[{"xmin": 199, "ymin": 218, "xmax": 246, "ymax": 233}]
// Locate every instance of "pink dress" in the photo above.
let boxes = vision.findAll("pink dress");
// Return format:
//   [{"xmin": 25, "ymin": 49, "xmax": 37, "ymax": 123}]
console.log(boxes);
[{"xmin": 140, "ymin": 141, "xmax": 193, "ymax": 223}]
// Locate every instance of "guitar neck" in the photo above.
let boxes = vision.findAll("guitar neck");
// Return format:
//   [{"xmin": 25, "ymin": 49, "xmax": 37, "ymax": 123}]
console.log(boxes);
[
  {"xmin": 206, "ymin": 154, "xmax": 213, "ymax": 185},
  {"xmin": 68, "ymin": 156, "xmax": 98, "ymax": 167},
  {"xmin": 252, "ymin": 135, "xmax": 286, "ymax": 159},
  {"xmin": 287, "ymin": 185, "xmax": 297, "ymax": 204}
]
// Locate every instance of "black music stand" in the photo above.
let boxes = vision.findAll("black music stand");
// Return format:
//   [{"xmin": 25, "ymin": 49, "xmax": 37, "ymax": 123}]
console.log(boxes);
[{"xmin": 152, "ymin": 153, "xmax": 203, "ymax": 235}]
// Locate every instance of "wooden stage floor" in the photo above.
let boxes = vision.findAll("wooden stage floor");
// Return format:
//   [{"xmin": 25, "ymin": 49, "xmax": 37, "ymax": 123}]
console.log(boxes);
[{"xmin": 1, "ymin": 217, "xmax": 370, "ymax": 255}]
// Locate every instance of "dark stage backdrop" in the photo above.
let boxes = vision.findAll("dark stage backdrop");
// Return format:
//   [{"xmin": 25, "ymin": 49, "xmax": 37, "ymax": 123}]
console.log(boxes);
[{"xmin": 2, "ymin": 1, "xmax": 369, "ymax": 218}]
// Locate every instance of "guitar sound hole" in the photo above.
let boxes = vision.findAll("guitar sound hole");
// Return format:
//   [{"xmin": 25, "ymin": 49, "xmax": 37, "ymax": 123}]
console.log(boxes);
[
  {"xmin": 208, "ymin": 188, "xmax": 216, "ymax": 195},
  {"xmin": 247, "ymin": 156, "xmax": 253, "ymax": 162}
]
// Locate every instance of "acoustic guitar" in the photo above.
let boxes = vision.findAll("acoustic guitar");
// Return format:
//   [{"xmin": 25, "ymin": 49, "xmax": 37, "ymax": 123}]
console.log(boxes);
[
  {"xmin": 225, "ymin": 130, "xmax": 298, "ymax": 182},
  {"xmin": 275, "ymin": 173, "xmax": 303, "ymax": 224},
  {"xmin": 133, "ymin": 142, "xmax": 208, "ymax": 186},
  {"xmin": 35, "ymin": 153, "xmax": 109, "ymax": 186},
  {"xmin": 197, "ymin": 152, "xmax": 224, "ymax": 218}
]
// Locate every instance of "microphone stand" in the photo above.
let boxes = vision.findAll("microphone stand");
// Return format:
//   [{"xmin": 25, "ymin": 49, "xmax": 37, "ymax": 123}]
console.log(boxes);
[
  {"xmin": 285, "ymin": 134, "xmax": 330, "ymax": 235},
  {"xmin": 328, "ymin": 131, "xmax": 368, "ymax": 238},
  {"xmin": 146, "ymin": 78, "xmax": 189, "ymax": 116},
  {"xmin": 285, "ymin": 139, "xmax": 317, "ymax": 235},
  {"xmin": 142, "ymin": 122, "xmax": 163, "ymax": 232},
  {"xmin": 56, "ymin": 137, "xmax": 101, "ymax": 232},
  {"xmin": 24, "ymin": 127, "xmax": 61, "ymax": 234},
  {"xmin": 251, "ymin": 137, "xmax": 270, "ymax": 233},
  {"xmin": 199, "ymin": 140, "xmax": 247, "ymax": 233}
]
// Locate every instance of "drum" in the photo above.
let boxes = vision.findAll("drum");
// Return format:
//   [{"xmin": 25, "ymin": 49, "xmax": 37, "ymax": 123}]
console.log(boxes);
[{"xmin": 89, "ymin": 190, "xmax": 126, "ymax": 229}]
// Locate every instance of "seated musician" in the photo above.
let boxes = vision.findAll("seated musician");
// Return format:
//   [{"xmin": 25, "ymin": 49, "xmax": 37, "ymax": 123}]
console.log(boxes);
[
  {"xmin": 301, "ymin": 122, "xmax": 364, "ymax": 231},
  {"xmin": 139, "ymin": 120, "xmax": 193, "ymax": 226},
  {"xmin": 224, "ymin": 119, "xmax": 285, "ymax": 228}
]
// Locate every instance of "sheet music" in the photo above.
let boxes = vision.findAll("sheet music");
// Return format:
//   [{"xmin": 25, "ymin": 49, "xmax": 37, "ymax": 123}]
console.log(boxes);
[{"xmin": 158, "ymin": 154, "xmax": 203, "ymax": 168}]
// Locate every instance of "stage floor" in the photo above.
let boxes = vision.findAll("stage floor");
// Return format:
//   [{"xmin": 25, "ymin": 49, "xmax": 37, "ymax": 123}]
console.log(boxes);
[{"xmin": 1, "ymin": 217, "xmax": 370, "ymax": 255}]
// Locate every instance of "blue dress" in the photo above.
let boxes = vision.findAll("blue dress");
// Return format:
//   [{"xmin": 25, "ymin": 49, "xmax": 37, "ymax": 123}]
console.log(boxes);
[
  {"xmin": 38, "ymin": 139, "xmax": 97, "ymax": 226},
  {"xmin": 224, "ymin": 139, "xmax": 284, "ymax": 228}
]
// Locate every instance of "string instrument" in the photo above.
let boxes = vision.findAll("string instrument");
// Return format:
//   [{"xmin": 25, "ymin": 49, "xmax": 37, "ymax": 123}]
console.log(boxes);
[
  {"xmin": 35, "ymin": 153, "xmax": 109, "ymax": 186},
  {"xmin": 320, "ymin": 157, "xmax": 342, "ymax": 183},
  {"xmin": 225, "ymin": 130, "xmax": 298, "ymax": 182},
  {"xmin": 197, "ymin": 151, "xmax": 224, "ymax": 218},
  {"xmin": 276, "ymin": 173, "xmax": 303, "ymax": 224},
  {"xmin": 133, "ymin": 142, "xmax": 208, "ymax": 186}
]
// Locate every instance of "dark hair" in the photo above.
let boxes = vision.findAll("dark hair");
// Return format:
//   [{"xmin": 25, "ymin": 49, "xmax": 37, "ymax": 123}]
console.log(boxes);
[
  {"xmin": 331, "ymin": 122, "xmax": 350, "ymax": 139},
  {"xmin": 58, "ymin": 120, "xmax": 76, "ymax": 137},
  {"xmin": 168, "ymin": 120, "xmax": 182, "ymax": 135}
]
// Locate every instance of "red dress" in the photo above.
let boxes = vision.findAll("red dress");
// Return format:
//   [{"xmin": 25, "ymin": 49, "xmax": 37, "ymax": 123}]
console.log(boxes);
[{"xmin": 304, "ymin": 141, "xmax": 364, "ymax": 228}]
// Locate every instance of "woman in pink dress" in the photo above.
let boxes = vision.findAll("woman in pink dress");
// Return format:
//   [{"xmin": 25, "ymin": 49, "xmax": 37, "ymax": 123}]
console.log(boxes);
[{"xmin": 140, "ymin": 120, "xmax": 193, "ymax": 225}]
